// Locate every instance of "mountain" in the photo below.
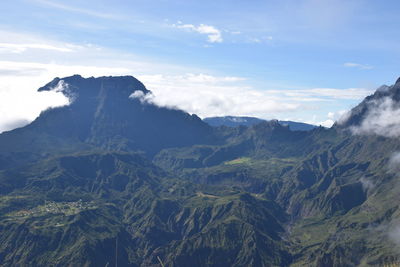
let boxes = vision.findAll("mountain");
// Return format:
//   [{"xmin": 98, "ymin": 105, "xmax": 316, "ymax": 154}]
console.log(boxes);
[
  {"xmin": 1, "ymin": 75, "xmax": 400, "ymax": 266},
  {"xmin": 0, "ymin": 75, "xmax": 216, "ymax": 169},
  {"xmin": 204, "ymin": 116, "xmax": 317, "ymax": 131}
]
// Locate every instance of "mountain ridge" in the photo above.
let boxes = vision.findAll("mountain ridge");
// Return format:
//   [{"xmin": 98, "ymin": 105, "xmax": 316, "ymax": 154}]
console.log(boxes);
[
  {"xmin": 1, "ymin": 75, "xmax": 400, "ymax": 266},
  {"xmin": 203, "ymin": 116, "xmax": 317, "ymax": 131}
]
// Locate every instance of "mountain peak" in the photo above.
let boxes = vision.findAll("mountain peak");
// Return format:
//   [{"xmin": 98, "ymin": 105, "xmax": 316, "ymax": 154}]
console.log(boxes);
[
  {"xmin": 396, "ymin": 77, "xmax": 400, "ymax": 85},
  {"xmin": 38, "ymin": 75, "xmax": 150, "ymax": 103},
  {"xmin": 0, "ymin": 75, "xmax": 213, "ymax": 158}
]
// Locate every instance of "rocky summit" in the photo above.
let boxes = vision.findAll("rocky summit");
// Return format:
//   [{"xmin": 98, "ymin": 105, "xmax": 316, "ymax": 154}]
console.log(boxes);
[{"xmin": 1, "ymin": 75, "xmax": 400, "ymax": 266}]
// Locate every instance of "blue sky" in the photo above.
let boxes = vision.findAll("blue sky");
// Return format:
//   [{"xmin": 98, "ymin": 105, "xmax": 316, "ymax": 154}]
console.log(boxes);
[{"xmin": 0, "ymin": 0, "xmax": 400, "ymax": 131}]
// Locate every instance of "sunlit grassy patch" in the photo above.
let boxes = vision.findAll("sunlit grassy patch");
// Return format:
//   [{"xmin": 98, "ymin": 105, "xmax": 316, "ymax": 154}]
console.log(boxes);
[{"xmin": 224, "ymin": 157, "xmax": 251, "ymax": 165}]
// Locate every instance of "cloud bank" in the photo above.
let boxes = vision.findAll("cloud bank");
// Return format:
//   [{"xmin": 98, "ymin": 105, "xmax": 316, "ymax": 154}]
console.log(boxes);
[
  {"xmin": 0, "ymin": 82, "xmax": 70, "ymax": 133},
  {"xmin": 138, "ymin": 73, "xmax": 300, "ymax": 118},
  {"xmin": 138, "ymin": 73, "xmax": 372, "ymax": 122}
]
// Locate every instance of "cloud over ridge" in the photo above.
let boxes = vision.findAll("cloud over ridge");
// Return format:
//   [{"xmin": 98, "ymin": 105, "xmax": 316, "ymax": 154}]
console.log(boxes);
[{"xmin": 350, "ymin": 96, "xmax": 400, "ymax": 138}]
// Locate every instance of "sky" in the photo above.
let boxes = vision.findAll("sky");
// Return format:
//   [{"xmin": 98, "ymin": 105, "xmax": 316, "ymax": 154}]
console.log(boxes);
[{"xmin": 1, "ymin": 0, "xmax": 400, "ymax": 132}]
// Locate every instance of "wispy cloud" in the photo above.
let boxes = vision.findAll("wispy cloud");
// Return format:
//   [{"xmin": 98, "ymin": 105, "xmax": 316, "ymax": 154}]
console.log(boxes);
[
  {"xmin": 0, "ymin": 43, "xmax": 74, "ymax": 53},
  {"xmin": 247, "ymin": 36, "xmax": 273, "ymax": 44},
  {"xmin": 172, "ymin": 22, "xmax": 223, "ymax": 43},
  {"xmin": 33, "ymin": 0, "xmax": 120, "ymax": 19},
  {"xmin": 359, "ymin": 177, "xmax": 375, "ymax": 191},
  {"xmin": 265, "ymin": 88, "xmax": 373, "ymax": 101},
  {"xmin": 344, "ymin": 62, "xmax": 373, "ymax": 70},
  {"xmin": 388, "ymin": 152, "xmax": 400, "ymax": 174}
]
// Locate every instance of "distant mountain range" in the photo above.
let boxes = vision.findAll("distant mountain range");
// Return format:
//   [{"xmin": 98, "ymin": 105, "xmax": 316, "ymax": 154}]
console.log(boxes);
[
  {"xmin": 1, "ymin": 75, "xmax": 400, "ymax": 266},
  {"xmin": 203, "ymin": 116, "xmax": 317, "ymax": 131}
]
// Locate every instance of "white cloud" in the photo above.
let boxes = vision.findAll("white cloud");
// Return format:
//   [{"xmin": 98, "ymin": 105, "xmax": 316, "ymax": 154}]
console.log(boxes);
[
  {"xmin": 344, "ymin": 62, "xmax": 373, "ymax": 70},
  {"xmin": 327, "ymin": 112, "xmax": 335, "ymax": 119},
  {"xmin": 305, "ymin": 117, "xmax": 333, "ymax": 128},
  {"xmin": 0, "ymin": 43, "xmax": 74, "ymax": 53},
  {"xmin": 129, "ymin": 90, "xmax": 154, "ymax": 104},
  {"xmin": 350, "ymin": 97, "xmax": 400, "ymax": 138},
  {"xmin": 303, "ymin": 109, "xmax": 351, "ymax": 128},
  {"xmin": 137, "ymin": 74, "xmax": 370, "ymax": 127},
  {"xmin": 319, "ymin": 119, "xmax": 335, "ymax": 128},
  {"xmin": 138, "ymin": 73, "xmax": 300, "ymax": 118},
  {"xmin": 336, "ymin": 110, "xmax": 352, "ymax": 125},
  {"xmin": 0, "ymin": 80, "xmax": 70, "ymax": 133},
  {"xmin": 173, "ymin": 23, "xmax": 223, "ymax": 43}
]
